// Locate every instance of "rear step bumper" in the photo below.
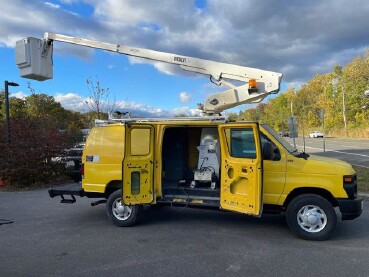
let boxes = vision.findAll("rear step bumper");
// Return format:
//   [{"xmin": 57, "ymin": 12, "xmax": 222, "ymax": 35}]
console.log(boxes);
[
  {"xmin": 48, "ymin": 183, "xmax": 85, "ymax": 204},
  {"xmin": 49, "ymin": 183, "xmax": 107, "ymax": 204}
]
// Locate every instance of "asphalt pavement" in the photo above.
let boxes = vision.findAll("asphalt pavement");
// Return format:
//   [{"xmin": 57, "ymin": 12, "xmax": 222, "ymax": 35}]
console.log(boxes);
[
  {"xmin": 1, "ymin": 136, "xmax": 368, "ymax": 276},
  {"xmin": 286, "ymin": 137, "xmax": 369, "ymax": 168},
  {"xmin": 1, "ymin": 189, "xmax": 369, "ymax": 276}
]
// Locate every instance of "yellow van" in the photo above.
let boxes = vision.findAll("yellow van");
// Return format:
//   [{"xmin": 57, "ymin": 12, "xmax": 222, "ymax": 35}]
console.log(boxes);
[{"xmin": 49, "ymin": 119, "xmax": 362, "ymax": 240}]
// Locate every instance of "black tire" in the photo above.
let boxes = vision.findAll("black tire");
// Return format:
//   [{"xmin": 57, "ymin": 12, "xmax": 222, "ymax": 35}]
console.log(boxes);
[
  {"xmin": 286, "ymin": 194, "xmax": 337, "ymax": 241},
  {"xmin": 106, "ymin": 190, "xmax": 143, "ymax": 227}
]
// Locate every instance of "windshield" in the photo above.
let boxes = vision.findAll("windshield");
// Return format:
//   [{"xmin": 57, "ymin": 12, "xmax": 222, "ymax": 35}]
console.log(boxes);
[{"xmin": 261, "ymin": 124, "xmax": 297, "ymax": 153}]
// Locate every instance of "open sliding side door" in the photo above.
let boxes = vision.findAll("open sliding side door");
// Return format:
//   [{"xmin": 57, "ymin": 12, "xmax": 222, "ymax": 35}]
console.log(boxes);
[
  {"xmin": 123, "ymin": 124, "xmax": 155, "ymax": 205},
  {"xmin": 218, "ymin": 123, "xmax": 263, "ymax": 216}
]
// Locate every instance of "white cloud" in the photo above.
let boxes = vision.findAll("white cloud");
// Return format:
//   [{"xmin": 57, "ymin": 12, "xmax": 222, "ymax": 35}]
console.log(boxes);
[
  {"xmin": 171, "ymin": 106, "xmax": 202, "ymax": 117},
  {"xmin": 128, "ymin": 57, "xmax": 189, "ymax": 76},
  {"xmin": 114, "ymin": 101, "xmax": 202, "ymax": 118},
  {"xmin": 54, "ymin": 93, "xmax": 89, "ymax": 112},
  {"xmin": 179, "ymin": 92, "xmax": 191, "ymax": 103},
  {"xmin": 2, "ymin": 0, "xmax": 369, "ymax": 83},
  {"xmin": 44, "ymin": 2, "xmax": 60, "ymax": 9},
  {"xmin": 11, "ymin": 91, "xmax": 27, "ymax": 99},
  {"xmin": 53, "ymin": 92, "xmax": 202, "ymax": 117},
  {"xmin": 285, "ymin": 82, "xmax": 304, "ymax": 91}
]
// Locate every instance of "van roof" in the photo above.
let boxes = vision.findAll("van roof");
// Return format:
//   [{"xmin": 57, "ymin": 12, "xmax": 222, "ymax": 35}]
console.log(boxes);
[{"xmin": 94, "ymin": 117, "xmax": 258, "ymax": 127}]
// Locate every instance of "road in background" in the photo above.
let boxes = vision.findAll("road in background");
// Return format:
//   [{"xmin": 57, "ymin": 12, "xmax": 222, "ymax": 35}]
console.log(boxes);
[
  {"xmin": 286, "ymin": 137, "xmax": 369, "ymax": 168},
  {"xmin": 0, "ymin": 190, "xmax": 368, "ymax": 276}
]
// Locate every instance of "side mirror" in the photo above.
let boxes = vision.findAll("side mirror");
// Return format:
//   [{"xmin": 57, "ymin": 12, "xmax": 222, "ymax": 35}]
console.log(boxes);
[
  {"xmin": 262, "ymin": 142, "xmax": 273, "ymax": 160},
  {"xmin": 272, "ymin": 147, "xmax": 281, "ymax": 161},
  {"xmin": 262, "ymin": 142, "xmax": 281, "ymax": 161}
]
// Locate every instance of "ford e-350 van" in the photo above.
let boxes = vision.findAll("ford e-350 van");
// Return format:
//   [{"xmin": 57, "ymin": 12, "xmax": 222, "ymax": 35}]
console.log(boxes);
[{"xmin": 49, "ymin": 119, "xmax": 362, "ymax": 240}]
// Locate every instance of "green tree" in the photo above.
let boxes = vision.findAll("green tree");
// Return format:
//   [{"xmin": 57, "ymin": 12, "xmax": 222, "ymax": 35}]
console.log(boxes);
[
  {"xmin": 264, "ymin": 88, "xmax": 295, "ymax": 131},
  {"xmin": 342, "ymin": 55, "xmax": 369, "ymax": 127},
  {"xmin": 236, "ymin": 51, "xmax": 369, "ymax": 137},
  {"xmin": 238, "ymin": 103, "xmax": 267, "ymax": 122}
]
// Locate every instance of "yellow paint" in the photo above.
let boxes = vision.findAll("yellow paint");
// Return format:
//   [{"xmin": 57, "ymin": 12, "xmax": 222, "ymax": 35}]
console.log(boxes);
[
  {"xmin": 130, "ymin": 128, "xmax": 151, "ymax": 155},
  {"xmin": 82, "ymin": 125, "xmax": 124, "ymax": 193},
  {"xmin": 218, "ymin": 123, "xmax": 262, "ymax": 216},
  {"xmin": 259, "ymin": 125, "xmax": 288, "ymax": 204},
  {"xmin": 122, "ymin": 124, "xmax": 154, "ymax": 205},
  {"xmin": 82, "ymin": 120, "xmax": 354, "ymax": 216}
]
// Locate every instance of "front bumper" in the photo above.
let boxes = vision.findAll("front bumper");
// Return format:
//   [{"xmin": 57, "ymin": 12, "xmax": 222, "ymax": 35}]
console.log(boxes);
[{"xmin": 337, "ymin": 198, "xmax": 363, "ymax": 220}]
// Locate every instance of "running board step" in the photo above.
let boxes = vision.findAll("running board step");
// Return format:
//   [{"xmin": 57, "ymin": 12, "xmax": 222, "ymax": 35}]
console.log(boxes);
[
  {"xmin": 60, "ymin": 195, "xmax": 76, "ymax": 204},
  {"xmin": 158, "ymin": 194, "xmax": 220, "ymax": 208}
]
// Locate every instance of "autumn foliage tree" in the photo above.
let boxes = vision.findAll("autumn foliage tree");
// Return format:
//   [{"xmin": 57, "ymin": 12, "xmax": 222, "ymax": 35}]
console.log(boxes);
[
  {"xmin": 238, "ymin": 51, "xmax": 369, "ymax": 137},
  {"xmin": 0, "ymin": 118, "xmax": 69, "ymax": 186},
  {"xmin": 0, "ymin": 85, "xmax": 85, "ymax": 187}
]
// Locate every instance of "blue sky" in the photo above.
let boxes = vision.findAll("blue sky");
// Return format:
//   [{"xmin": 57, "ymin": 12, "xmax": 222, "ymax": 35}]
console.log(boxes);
[{"xmin": 1, "ymin": 0, "xmax": 369, "ymax": 117}]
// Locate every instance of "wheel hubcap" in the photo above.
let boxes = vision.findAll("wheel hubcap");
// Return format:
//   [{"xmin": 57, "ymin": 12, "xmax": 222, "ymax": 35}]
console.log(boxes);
[
  {"xmin": 297, "ymin": 205, "xmax": 327, "ymax": 233},
  {"xmin": 112, "ymin": 198, "xmax": 132, "ymax": 221}
]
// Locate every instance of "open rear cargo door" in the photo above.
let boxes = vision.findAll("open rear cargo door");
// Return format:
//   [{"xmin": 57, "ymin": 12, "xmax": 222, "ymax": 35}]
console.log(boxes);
[{"xmin": 123, "ymin": 124, "xmax": 155, "ymax": 205}]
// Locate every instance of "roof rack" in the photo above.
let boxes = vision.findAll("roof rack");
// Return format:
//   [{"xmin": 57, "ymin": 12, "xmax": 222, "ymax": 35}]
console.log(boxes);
[{"xmin": 94, "ymin": 115, "xmax": 229, "ymax": 126}]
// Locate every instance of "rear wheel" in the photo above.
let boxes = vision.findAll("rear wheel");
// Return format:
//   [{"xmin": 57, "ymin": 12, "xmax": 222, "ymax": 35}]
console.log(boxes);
[
  {"xmin": 286, "ymin": 194, "xmax": 337, "ymax": 241},
  {"xmin": 106, "ymin": 190, "xmax": 143, "ymax": 227}
]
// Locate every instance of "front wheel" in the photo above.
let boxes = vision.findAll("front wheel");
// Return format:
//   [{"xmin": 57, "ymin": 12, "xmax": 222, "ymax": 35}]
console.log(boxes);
[
  {"xmin": 106, "ymin": 190, "xmax": 143, "ymax": 227},
  {"xmin": 286, "ymin": 194, "xmax": 337, "ymax": 241}
]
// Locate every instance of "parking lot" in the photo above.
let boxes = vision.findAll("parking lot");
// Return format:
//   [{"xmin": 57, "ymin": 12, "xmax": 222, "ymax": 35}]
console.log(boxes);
[
  {"xmin": 287, "ymin": 137, "xmax": 369, "ymax": 168},
  {"xmin": 1, "ymin": 189, "xmax": 368, "ymax": 276}
]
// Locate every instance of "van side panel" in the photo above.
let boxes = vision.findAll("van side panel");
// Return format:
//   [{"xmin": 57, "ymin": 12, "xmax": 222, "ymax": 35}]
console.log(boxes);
[
  {"xmin": 259, "ymin": 127, "xmax": 287, "ymax": 205},
  {"xmin": 278, "ymin": 156, "xmax": 352, "ymax": 205},
  {"xmin": 82, "ymin": 125, "xmax": 125, "ymax": 193}
]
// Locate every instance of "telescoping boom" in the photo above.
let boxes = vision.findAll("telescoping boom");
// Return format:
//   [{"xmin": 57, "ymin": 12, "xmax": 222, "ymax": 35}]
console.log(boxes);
[{"xmin": 15, "ymin": 32, "xmax": 282, "ymax": 115}]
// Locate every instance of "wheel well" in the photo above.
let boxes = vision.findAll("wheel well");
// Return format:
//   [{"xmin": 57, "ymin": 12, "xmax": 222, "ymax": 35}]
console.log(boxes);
[
  {"xmin": 283, "ymin": 187, "xmax": 338, "ymax": 209},
  {"xmin": 104, "ymin": 181, "xmax": 122, "ymax": 198}
]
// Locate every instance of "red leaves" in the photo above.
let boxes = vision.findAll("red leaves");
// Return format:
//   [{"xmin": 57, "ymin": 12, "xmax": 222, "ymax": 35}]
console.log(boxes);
[{"xmin": 0, "ymin": 118, "xmax": 70, "ymax": 186}]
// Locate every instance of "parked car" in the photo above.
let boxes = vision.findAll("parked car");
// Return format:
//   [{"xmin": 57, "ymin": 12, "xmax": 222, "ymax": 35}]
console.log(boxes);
[
  {"xmin": 279, "ymin": 131, "xmax": 289, "ymax": 137},
  {"xmin": 51, "ymin": 143, "xmax": 84, "ymax": 182},
  {"xmin": 64, "ymin": 143, "xmax": 84, "ymax": 182},
  {"xmin": 309, "ymin": 131, "xmax": 324, "ymax": 138}
]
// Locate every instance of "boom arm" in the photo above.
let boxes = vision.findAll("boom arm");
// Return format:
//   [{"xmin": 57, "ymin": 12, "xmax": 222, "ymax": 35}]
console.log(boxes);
[{"xmin": 16, "ymin": 32, "xmax": 282, "ymax": 115}]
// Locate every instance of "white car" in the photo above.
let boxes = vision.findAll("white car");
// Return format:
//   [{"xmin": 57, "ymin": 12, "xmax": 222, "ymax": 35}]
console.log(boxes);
[{"xmin": 309, "ymin": 131, "xmax": 324, "ymax": 138}]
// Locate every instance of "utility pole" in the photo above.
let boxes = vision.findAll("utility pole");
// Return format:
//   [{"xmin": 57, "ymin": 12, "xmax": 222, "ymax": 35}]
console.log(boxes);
[
  {"xmin": 302, "ymin": 103, "xmax": 306, "ymax": 153},
  {"xmin": 289, "ymin": 100, "xmax": 296, "ymax": 149},
  {"xmin": 4, "ymin": 81, "xmax": 19, "ymax": 143},
  {"xmin": 342, "ymin": 86, "xmax": 347, "ymax": 129},
  {"xmin": 290, "ymin": 101, "xmax": 293, "ymax": 116},
  {"xmin": 321, "ymin": 109, "xmax": 326, "ymax": 153}
]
